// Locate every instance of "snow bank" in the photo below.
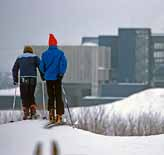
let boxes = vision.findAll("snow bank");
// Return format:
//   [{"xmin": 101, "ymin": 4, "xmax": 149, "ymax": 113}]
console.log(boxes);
[
  {"xmin": 104, "ymin": 88, "xmax": 164, "ymax": 117},
  {"xmin": 0, "ymin": 120, "xmax": 164, "ymax": 155}
]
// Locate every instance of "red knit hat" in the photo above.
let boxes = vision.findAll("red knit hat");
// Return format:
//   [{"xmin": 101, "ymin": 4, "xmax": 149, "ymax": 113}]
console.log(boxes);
[{"xmin": 49, "ymin": 33, "xmax": 58, "ymax": 46}]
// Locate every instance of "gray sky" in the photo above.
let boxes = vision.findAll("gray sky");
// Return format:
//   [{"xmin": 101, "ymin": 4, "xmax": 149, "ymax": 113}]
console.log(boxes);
[{"xmin": 0, "ymin": 0, "xmax": 164, "ymax": 71}]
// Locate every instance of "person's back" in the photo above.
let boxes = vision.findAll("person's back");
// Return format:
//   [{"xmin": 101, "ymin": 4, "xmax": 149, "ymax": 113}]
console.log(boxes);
[
  {"xmin": 17, "ymin": 53, "xmax": 39, "ymax": 77},
  {"xmin": 39, "ymin": 34, "xmax": 67, "ymax": 124},
  {"xmin": 12, "ymin": 46, "xmax": 41, "ymax": 120},
  {"xmin": 41, "ymin": 46, "xmax": 66, "ymax": 80},
  {"xmin": 12, "ymin": 46, "xmax": 40, "ymax": 81}
]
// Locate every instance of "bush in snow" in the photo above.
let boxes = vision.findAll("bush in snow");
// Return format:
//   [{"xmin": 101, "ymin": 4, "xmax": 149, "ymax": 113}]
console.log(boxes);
[
  {"xmin": 73, "ymin": 106, "xmax": 164, "ymax": 136},
  {"xmin": 0, "ymin": 111, "xmax": 23, "ymax": 124},
  {"xmin": 74, "ymin": 107, "xmax": 108, "ymax": 135}
]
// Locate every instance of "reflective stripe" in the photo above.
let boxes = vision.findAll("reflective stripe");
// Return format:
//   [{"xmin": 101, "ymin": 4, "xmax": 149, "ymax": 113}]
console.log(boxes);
[{"xmin": 20, "ymin": 76, "xmax": 37, "ymax": 78}]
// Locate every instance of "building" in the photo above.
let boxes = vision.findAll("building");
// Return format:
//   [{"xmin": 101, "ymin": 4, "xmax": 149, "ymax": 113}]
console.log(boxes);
[
  {"xmin": 27, "ymin": 28, "xmax": 164, "ymax": 107},
  {"xmin": 81, "ymin": 37, "xmax": 98, "ymax": 45},
  {"xmin": 83, "ymin": 28, "xmax": 162, "ymax": 86},
  {"xmin": 81, "ymin": 28, "xmax": 164, "ymax": 104},
  {"xmin": 151, "ymin": 34, "xmax": 164, "ymax": 86},
  {"xmin": 32, "ymin": 45, "xmax": 111, "ymax": 107},
  {"xmin": 98, "ymin": 35, "xmax": 118, "ymax": 81},
  {"xmin": 118, "ymin": 28, "xmax": 152, "ymax": 84}
]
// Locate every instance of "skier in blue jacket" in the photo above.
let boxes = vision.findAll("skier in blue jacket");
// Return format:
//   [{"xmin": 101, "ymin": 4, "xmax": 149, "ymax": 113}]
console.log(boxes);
[
  {"xmin": 39, "ymin": 34, "xmax": 67, "ymax": 124},
  {"xmin": 12, "ymin": 46, "xmax": 44, "ymax": 120}
]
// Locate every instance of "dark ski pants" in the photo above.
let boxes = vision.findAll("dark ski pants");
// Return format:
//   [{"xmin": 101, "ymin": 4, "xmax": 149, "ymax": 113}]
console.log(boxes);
[
  {"xmin": 46, "ymin": 80, "xmax": 64, "ymax": 115},
  {"xmin": 20, "ymin": 77, "xmax": 36, "ymax": 108}
]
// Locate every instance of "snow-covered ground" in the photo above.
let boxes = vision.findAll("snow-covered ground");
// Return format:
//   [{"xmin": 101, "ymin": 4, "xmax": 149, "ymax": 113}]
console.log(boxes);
[
  {"xmin": 0, "ymin": 120, "xmax": 164, "ymax": 155},
  {"xmin": 105, "ymin": 88, "xmax": 164, "ymax": 117},
  {"xmin": 0, "ymin": 87, "xmax": 20, "ymax": 96},
  {"xmin": 1, "ymin": 88, "xmax": 164, "ymax": 154}
]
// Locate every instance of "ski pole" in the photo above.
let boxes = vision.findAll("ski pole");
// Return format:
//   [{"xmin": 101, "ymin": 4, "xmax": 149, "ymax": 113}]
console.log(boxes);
[
  {"xmin": 42, "ymin": 81, "xmax": 47, "ymax": 119},
  {"xmin": 62, "ymin": 85, "xmax": 74, "ymax": 127},
  {"xmin": 10, "ymin": 86, "xmax": 17, "ymax": 122}
]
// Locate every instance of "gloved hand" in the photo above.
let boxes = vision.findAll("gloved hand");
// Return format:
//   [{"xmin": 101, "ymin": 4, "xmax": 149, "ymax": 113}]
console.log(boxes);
[
  {"xmin": 40, "ymin": 72, "xmax": 45, "ymax": 81},
  {"xmin": 57, "ymin": 74, "xmax": 63, "ymax": 81},
  {"xmin": 41, "ymin": 75, "xmax": 45, "ymax": 81},
  {"xmin": 13, "ymin": 81, "xmax": 18, "ymax": 85}
]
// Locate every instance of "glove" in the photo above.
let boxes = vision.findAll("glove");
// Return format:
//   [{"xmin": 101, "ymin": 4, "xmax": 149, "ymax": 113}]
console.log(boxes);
[
  {"xmin": 13, "ymin": 81, "xmax": 18, "ymax": 85},
  {"xmin": 57, "ymin": 74, "xmax": 63, "ymax": 81},
  {"xmin": 41, "ymin": 75, "xmax": 45, "ymax": 81},
  {"xmin": 40, "ymin": 72, "xmax": 45, "ymax": 81}
]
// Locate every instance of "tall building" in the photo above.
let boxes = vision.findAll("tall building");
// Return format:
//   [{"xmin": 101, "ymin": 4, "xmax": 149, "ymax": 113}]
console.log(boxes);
[
  {"xmin": 118, "ymin": 28, "xmax": 152, "ymax": 83},
  {"xmin": 98, "ymin": 35, "xmax": 118, "ymax": 81},
  {"xmin": 92, "ymin": 28, "xmax": 152, "ymax": 84},
  {"xmin": 152, "ymin": 34, "xmax": 164, "ymax": 86}
]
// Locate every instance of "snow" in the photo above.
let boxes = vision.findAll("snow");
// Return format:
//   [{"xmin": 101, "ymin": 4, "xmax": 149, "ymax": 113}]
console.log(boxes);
[
  {"xmin": 104, "ymin": 88, "xmax": 164, "ymax": 117},
  {"xmin": 0, "ymin": 87, "xmax": 20, "ymax": 96},
  {"xmin": 83, "ymin": 96, "xmax": 124, "ymax": 100},
  {"xmin": 118, "ymin": 82, "xmax": 146, "ymax": 85},
  {"xmin": 1, "ymin": 88, "xmax": 164, "ymax": 154},
  {"xmin": 82, "ymin": 42, "xmax": 98, "ymax": 46},
  {"xmin": 0, "ymin": 120, "xmax": 164, "ymax": 155}
]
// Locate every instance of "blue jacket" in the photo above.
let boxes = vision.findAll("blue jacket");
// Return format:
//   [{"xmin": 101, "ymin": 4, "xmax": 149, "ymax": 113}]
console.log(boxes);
[
  {"xmin": 12, "ymin": 53, "xmax": 41, "ymax": 82},
  {"xmin": 39, "ymin": 46, "xmax": 67, "ymax": 80}
]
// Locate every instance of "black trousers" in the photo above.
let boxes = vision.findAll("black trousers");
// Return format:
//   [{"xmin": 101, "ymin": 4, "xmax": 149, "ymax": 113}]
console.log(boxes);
[
  {"xmin": 20, "ymin": 77, "xmax": 36, "ymax": 108},
  {"xmin": 46, "ymin": 80, "xmax": 64, "ymax": 115}
]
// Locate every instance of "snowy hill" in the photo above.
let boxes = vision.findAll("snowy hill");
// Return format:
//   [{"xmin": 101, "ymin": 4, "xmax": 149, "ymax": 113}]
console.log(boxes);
[
  {"xmin": 105, "ymin": 88, "xmax": 164, "ymax": 117},
  {"xmin": 73, "ymin": 88, "xmax": 164, "ymax": 117},
  {"xmin": 69, "ymin": 88, "xmax": 164, "ymax": 136},
  {"xmin": 0, "ymin": 120, "xmax": 164, "ymax": 155}
]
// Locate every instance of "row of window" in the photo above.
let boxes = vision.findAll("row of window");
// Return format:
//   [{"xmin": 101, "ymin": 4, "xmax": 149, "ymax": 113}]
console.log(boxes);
[
  {"xmin": 154, "ymin": 51, "xmax": 164, "ymax": 58},
  {"xmin": 154, "ymin": 43, "xmax": 164, "ymax": 49}
]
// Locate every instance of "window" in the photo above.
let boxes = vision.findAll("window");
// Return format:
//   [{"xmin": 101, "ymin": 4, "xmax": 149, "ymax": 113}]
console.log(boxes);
[
  {"xmin": 154, "ymin": 43, "xmax": 164, "ymax": 49},
  {"xmin": 154, "ymin": 51, "xmax": 164, "ymax": 58}
]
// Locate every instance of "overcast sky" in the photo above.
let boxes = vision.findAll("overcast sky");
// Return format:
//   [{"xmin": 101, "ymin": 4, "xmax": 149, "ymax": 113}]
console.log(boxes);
[{"xmin": 0, "ymin": 0, "xmax": 164, "ymax": 71}]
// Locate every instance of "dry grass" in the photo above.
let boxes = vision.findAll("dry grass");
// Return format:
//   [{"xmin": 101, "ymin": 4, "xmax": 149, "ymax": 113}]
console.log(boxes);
[{"xmin": 71, "ymin": 106, "xmax": 164, "ymax": 136}]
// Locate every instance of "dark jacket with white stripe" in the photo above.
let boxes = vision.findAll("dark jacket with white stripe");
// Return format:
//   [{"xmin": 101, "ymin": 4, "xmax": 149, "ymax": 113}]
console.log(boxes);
[{"xmin": 12, "ymin": 53, "xmax": 40, "ymax": 83}]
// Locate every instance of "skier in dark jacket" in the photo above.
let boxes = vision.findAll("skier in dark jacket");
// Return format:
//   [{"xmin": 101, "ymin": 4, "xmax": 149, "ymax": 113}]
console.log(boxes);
[
  {"xmin": 39, "ymin": 34, "xmax": 67, "ymax": 124},
  {"xmin": 12, "ymin": 46, "xmax": 43, "ymax": 120}
]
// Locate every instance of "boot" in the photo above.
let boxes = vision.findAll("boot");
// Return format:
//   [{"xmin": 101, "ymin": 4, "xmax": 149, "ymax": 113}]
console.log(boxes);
[
  {"xmin": 55, "ymin": 114, "xmax": 62, "ymax": 124},
  {"xmin": 23, "ymin": 107, "xmax": 30, "ymax": 120},
  {"xmin": 49, "ymin": 109, "xmax": 55, "ymax": 123},
  {"xmin": 30, "ymin": 104, "xmax": 37, "ymax": 119}
]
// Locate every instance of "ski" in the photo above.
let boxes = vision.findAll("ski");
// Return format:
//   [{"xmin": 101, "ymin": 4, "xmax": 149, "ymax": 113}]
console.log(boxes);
[
  {"xmin": 10, "ymin": 113, "xmax": 45, "ymax": 123},
  {"xmin": 44, "ymin": 121, "xmax": 67, "ymax": 129}
]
